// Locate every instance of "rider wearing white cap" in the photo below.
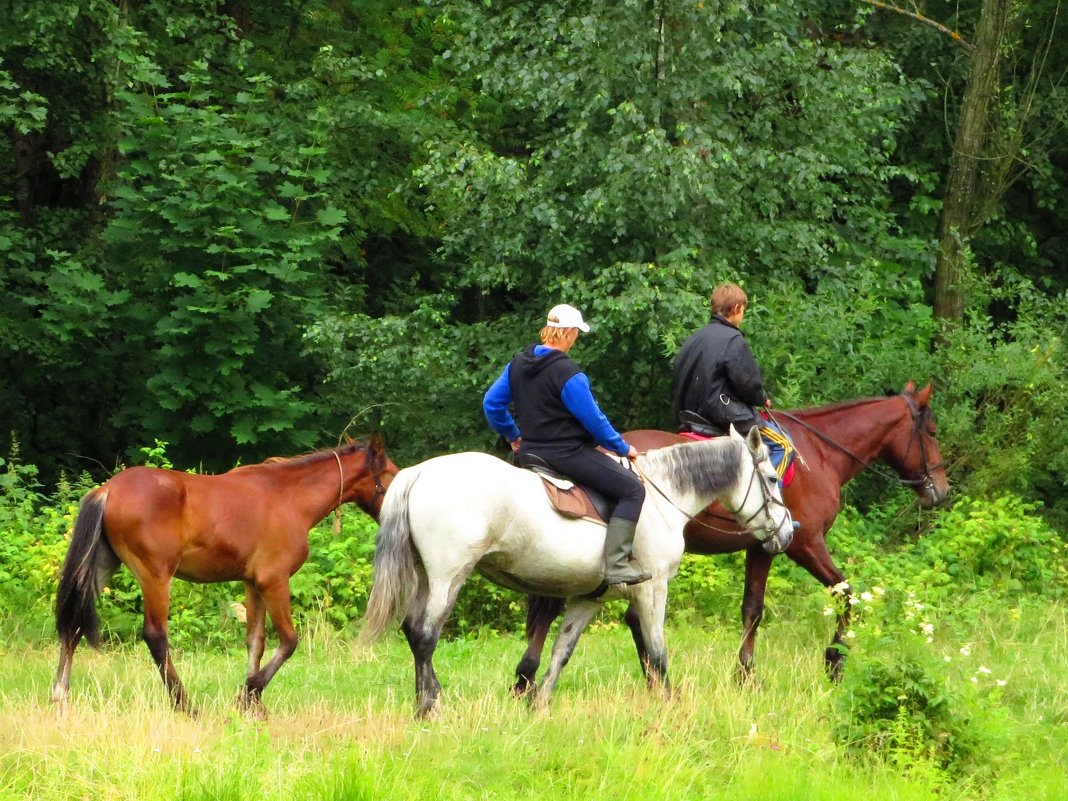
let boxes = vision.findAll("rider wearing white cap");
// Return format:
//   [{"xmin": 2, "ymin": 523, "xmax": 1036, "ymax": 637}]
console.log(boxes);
[{"xmin": 483, "ymin": 304, "xmax": 649, "ymax": 586}]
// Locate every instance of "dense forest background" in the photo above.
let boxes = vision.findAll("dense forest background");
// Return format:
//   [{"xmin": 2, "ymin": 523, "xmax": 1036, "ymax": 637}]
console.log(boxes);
[{"xmin": 2, "ymin": 0, "xmax": 1065, "ymax": 524}]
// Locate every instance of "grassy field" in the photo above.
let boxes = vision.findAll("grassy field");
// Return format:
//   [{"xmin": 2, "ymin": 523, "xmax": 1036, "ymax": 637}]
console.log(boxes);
[{"xmin": 1, "ymin": 606, "xmax": 1065, "ymax": 801}]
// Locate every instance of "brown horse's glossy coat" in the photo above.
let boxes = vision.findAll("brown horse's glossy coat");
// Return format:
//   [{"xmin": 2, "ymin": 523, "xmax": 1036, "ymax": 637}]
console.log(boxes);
[
  {"xmin": 51, "ymin": 436, "xmax": 397, "ymax": 714},
  {"xmin": 515, "ymin": 383, "xmax": 949, "ymax": 690}
]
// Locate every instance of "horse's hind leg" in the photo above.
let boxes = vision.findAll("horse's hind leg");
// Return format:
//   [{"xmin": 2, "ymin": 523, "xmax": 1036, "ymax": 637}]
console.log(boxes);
[
  {"xmin": 240, "ymin": 578, "xmax": 298, "ymax": 714},
  {"xmin": 402, "ymin": 570, "xmax": 463, "ymax": 717},
  {"xmin": 51, "ymin": 555, "xmax": 122, "ymax": 707},
  {"xmin": 139, "ymin": 577, "xmax": 193, "ymax": 714},
  {"xmin": 531, "ymin": 599, "xmax": 600, "ymax": 710},
  {"xmin": 52, "ymin": 641, "xmax": 76, "ymax": 707},
  {"xmin": 513, "ymin": 595, "xmax": 565, "ymax": 696}
]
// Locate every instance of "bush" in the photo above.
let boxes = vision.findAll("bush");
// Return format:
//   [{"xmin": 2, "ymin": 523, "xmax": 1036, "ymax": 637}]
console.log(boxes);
[{"xmin": 833, "ymin": 585, "xmax": 1013, "ymax": 781}]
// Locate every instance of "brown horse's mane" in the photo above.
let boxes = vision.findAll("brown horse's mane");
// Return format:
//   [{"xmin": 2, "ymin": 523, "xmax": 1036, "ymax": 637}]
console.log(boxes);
[
  {"xmin": 790, "ymin": 394, "xmax": 899, "ymax": 418},
  {"xmin": 231, "ymin": 439, "xmax": 369, "ymax": 472}
]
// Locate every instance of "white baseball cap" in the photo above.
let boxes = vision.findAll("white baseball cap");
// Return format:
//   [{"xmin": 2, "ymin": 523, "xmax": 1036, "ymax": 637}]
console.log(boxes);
[{"xmin": 545, "ymin": 303, "xmax": 591, "ymax": 332}]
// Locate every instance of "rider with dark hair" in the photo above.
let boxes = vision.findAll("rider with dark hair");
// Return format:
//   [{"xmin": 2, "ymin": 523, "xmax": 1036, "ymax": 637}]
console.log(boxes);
[
  {"xmin": 483, "ymin": 304, "xmax": 649, "ymax": 587},
  {"xmin": 672, "ymin": 282, "xmax": 791, "ymax": 481}
]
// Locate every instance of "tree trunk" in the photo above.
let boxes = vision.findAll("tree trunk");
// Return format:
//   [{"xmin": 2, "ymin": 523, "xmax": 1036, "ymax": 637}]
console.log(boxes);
[{"xmin": 934, "ymin": 0, "xmax": 1014, "ymax": 323}]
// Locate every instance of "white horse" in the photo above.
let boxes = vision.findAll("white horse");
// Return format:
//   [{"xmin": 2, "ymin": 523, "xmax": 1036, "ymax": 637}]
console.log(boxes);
[{"xmin": 362, "ymin": 425, "xmax": 794, "ymax": 715}]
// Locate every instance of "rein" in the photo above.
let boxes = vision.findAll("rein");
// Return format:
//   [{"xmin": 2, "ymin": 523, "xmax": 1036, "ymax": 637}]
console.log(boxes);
[
  {"xmin": 776, "ymin": 394, "xmax": 945, "ymax": 489},
  {"xmin": 635, "ymin": 448, "xmax": 783, "ymax": 537}
]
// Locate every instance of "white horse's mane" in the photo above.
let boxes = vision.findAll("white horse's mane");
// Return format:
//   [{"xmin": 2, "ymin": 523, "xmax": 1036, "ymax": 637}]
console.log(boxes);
[{"xmin": 639, "ymin": 438, "xmax": 746, "ymax": 497}]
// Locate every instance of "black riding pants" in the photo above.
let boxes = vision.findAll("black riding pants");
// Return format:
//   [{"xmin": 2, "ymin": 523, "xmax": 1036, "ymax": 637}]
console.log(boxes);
[{"xmin": 523, "ymin": 443, "xmax": 645, "ymax": 522}]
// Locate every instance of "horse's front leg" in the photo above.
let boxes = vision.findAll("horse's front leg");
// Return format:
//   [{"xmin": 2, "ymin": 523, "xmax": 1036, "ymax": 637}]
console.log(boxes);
[
  {"xmin": 631, "ymin": 581, "xmax": 670, "ymax": 697},
  {"xmin": 237, "ymin": 581, "xmax": 268, "ymax": 714},
  {"xmin": 623, "ymin": 603, "xmax": 648, "ymax": 678},
  {"xmin": 240, "ymin": 578, "xmax": 299, "ymax": 715},
  {"xmin": 513, "ymin": 595, "xmax": 565, "ymax": 696},
  {"xmin": 788, "ymin": 539, "xmax": 851, "ymax": 680},
  {"xmin": 737, "ymin": 546, "xmax": 774, "ymax": 684},
  {"xmin": 530, "ymin": 600, "xmax": 601, "ymax": 711}
]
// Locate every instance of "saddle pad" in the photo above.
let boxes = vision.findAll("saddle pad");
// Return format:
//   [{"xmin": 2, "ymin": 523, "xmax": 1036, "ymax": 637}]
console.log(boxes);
[{"xmin": 538, "ymin": 477, "xmax": 606, "ymax": 524}]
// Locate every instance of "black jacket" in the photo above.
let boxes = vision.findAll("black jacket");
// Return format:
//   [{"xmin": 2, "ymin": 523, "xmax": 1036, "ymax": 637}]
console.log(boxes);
[{"xmin": 671, "ymin": 315, "xmax": 768, "ymax": 431}]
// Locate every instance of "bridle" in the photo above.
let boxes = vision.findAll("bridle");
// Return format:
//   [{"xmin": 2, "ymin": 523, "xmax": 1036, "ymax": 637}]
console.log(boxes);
[
  {"xmin": 775, "ymin": 393, "xmax": 946, "ymax": 494},
  {"xmin": 635, "ymin": 445, "xmax": 788, "ymax": 538},
  {"xmin": 332, "ymin": 442, "xmax": 390, "ymax": 508}
]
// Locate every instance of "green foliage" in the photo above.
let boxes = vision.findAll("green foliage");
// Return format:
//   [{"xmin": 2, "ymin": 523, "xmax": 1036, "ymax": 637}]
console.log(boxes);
[
  {"xmin": 932, "ymin": 268, "xmax": 1068, "ymax": 513},
  {"xmin": 834, "ymin": 621, "xmax": 1008, "ymax": 780}
]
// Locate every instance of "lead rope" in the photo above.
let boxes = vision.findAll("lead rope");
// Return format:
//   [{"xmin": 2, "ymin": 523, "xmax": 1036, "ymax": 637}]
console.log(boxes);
[{"xmin": 332, "ymin": 451, "xmax": 344, "ymax": 534}]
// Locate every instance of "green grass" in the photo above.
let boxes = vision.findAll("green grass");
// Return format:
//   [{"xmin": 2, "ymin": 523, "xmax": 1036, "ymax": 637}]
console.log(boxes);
[{"xmin": 1, "ymin": 606, "xmax": 1065, "ymax": 801}]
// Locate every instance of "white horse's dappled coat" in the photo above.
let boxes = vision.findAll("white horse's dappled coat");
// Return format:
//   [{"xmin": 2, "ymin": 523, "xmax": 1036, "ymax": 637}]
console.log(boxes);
[{"xmin": 363, "ymin": 426, "xmax": 793, "ymax": 715}]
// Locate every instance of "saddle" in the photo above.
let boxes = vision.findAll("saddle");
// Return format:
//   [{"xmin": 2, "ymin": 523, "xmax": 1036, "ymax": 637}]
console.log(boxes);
[
  {"xmin": 516, "ymin": 453, "xmax": 613, "ymax": 524},
  {"xmin": 677, "ymin": 410, "xmax": 727, "ymax": 438}
]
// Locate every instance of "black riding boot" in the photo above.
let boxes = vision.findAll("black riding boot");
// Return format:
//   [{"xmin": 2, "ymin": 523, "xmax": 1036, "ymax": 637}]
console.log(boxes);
[{"xmin": 602, "ymin": 518, "xmax": 651, "ymax": 586}]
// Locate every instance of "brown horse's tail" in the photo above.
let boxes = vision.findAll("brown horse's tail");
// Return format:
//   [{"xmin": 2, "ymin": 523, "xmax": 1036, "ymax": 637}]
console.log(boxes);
[
  {"xmin": 361, "ymin": 466, "xmax": 419, "ymax": 643},
  {"xmin": 55, "ymin": 488, "xmax": 118, "ymax": 650}
]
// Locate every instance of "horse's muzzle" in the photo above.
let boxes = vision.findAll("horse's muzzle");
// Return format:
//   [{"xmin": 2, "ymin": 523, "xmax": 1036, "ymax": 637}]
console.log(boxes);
[{"xmin": 762, "ymin": 521, "xmax": 798, "ymax": 554}]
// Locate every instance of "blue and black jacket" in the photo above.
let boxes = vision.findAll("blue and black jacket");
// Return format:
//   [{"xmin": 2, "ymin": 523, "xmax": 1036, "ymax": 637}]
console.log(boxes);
[{"xmin": 483, "ymin": 345, "xmax": 630, "ymax": 457}]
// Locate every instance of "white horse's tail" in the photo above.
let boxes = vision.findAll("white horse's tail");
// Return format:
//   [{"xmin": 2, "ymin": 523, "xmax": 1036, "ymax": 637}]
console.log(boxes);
[{"xmin": 361, "ymin": 466, "xmax": 420, "ymax": 643}]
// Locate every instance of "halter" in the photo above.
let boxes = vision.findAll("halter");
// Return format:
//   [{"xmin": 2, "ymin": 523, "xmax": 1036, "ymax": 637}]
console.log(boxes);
[
  {"xmin": 777, "ymin": 393, "xmax": 945, "ymax": 493},
  {"xmin": 333, "ymin": 442, "xmax": 389, "ymax": 507},
  {"xmin": 636, "ymin": 444, "xmax": 787, "ymax": 538}
]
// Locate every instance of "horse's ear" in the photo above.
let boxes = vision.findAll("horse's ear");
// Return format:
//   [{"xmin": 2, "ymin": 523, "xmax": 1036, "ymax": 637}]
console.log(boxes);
[
  {"xmin": 728, "ymin": 424, "xmax": 742, "ymax": 441},
  {"xmin": 902, "ymin": 380, "xmax": 917, "ymax": 395},
  {"xmin": 746, "ymin": 424, "xmax": 762, "ymax": 453},
  {"xmin": 915, "ymin": 383, "xmax": 933, "ymax": 405},
  {"xmin": 367, "ymin": 432, "xmax": 385, "ymax": 454}
]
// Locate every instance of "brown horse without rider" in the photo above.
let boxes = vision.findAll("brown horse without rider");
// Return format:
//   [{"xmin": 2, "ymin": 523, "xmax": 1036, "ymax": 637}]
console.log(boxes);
[
  {"xmin": 51, "ymin": 436, "xmax": 397, "ymax": 715},
  {"xmin": 514, "ymin": 382, "xmax": 949, "ymax": 690}
]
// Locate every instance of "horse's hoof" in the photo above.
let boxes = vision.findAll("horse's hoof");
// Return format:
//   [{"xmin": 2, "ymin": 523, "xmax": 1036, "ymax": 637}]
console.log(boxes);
[
  {"xmin": 824, "ymin": 646, "xmax": 847, "ymax": 682},
  {"xmin": 512, "ymin": 679, "xmax": 535, "ymax": 698},
  {"xmin": 735, "ymin": 664, "xmax": 761, "ymax": 689}
]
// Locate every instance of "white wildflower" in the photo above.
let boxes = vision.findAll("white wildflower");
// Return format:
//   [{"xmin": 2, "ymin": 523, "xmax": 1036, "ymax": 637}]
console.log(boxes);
[
  {"xmin": 978, "ymin": 665, "xmax": 992, "ymax": 675},
  {"xmin": 919, "ymin": 622, "xmax": 934, "ymax": 636},
  {"xmin": 822, "ymin": 606, "xmax": 835, "ymax": 617},
  {"xmin": 960, "ymin": 645, "xmax": 972, "ymax": 657},
  {"xmin": 860, "ymin": 591, "xmax": 874, "ymax": 602}
]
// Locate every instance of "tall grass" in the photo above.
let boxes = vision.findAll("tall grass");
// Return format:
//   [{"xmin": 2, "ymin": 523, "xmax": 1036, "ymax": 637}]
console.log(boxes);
[{"xmin": 1, "ymin": 606, "xmax": 1064, "ymax": 801}]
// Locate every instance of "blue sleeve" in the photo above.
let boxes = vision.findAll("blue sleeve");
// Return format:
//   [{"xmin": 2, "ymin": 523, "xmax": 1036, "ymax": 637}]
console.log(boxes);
[
  {"xmin": 560, "ymin": 373, "xmax": 630, "ymax": 455},
  {"xmin": 483, "ymin": 366, "xmax": 521, "ymax": 442}
]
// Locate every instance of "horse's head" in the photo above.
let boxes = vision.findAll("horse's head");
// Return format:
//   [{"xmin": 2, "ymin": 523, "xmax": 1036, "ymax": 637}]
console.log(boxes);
[
  {"xmin": 728, "ymin": 426, "xmax": 796, "ymax": 554},
  {"xmin": 881, "ymin": 381, "xmax": 950, "ymax": 508},
  {"xmin": 342, "ymin": 434, "xmax": 400, "ymax": 520}
]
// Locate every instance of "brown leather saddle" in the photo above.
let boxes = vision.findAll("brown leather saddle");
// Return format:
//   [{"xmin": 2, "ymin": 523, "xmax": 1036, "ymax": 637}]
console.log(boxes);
[{"xmin": 516, "ymin": 453, "xmax": 613, "ymax": 524}]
